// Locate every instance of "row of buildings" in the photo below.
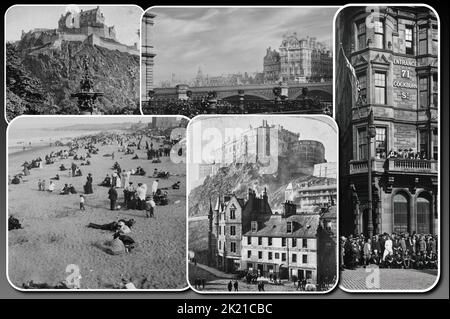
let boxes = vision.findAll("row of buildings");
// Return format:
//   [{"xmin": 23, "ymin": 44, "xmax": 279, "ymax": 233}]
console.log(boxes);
[
  {"xmin": 263, "ymin": 33, "xmax": 333, "ymax": 84},
  {"xmin": 206, "ymin": 186, "xmax": 336, "ymax": 285},
  {"xmin": 336, "ymin": 6, "xmax": 439, "ymax": 237}
]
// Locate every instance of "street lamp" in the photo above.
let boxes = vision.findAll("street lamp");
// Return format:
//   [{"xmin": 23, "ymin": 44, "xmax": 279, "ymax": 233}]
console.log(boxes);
[
  {"xmin": 147, "ymin": 89, "xmax": 155, "ymax": 114},
  {"xmin": 238, "ymin": 89, "xmax": 245, "ymax": 113}
]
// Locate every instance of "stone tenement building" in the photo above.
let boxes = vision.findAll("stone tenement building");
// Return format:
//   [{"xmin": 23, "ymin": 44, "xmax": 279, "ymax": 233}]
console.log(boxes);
[
  {"xmin": 263, "ymin": 47, "xmax": 281, "ymax": 83},
  {"xmin": 207, "ymin": 187, "xmax": 337, "ymax": 285},
  {"xmin": 335, "ymin": 6, "xmax": 438, "ymax": 236},
  {"xmin": 20, "ymin": 7, "xmax": 139, "ymax": 56},
  {"xmin": 285, "ymin": 178, "xmax": 337, "ymax": 213},
  {"xmin": 211, "ymin": 120, "xmax": 326, "ymax": 177},
  {"xmin": 263, "ymin": 33, "xmax": 333, "ymax": 84}
]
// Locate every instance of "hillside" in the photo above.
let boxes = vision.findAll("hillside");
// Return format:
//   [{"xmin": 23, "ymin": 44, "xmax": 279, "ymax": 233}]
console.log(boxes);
[
  {"xmin": 188, "ymin": 162, "xmax": 335, "ymax": 217},
  {"xmin": 6, "ymin": 39, "xmax": 139, "ymax": 121}
]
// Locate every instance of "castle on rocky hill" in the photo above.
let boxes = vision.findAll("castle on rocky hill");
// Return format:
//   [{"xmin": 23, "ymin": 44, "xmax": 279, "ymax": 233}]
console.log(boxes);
[{"xmin": 20, "ymin": 6, "xmax": 139, "ymax": 56}]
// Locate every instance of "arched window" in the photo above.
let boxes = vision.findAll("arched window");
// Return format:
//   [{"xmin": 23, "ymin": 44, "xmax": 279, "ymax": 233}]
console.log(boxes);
[
  {"xmin": 417, "ymin": 193, "xmax": 432, "ymax": 234},
  {"xmin": 393, "ymin": 193, "xmax": 409, "ymax": 233}
]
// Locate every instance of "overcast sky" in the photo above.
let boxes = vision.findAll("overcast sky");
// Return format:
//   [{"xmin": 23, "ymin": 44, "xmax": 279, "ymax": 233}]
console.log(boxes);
[
  {"xmin": 149, "ymin": 6, "xmax": 337, "ymax": 84},
  {"xmin": 5, "ymin": 5, "xmax": 142, "ymax": 46},
  {"xmin": 188, "ymin": 115, "xmax": 338, "ymax": 188}
]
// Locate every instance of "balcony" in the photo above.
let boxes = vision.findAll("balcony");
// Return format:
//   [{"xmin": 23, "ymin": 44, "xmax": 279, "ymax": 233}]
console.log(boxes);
[
  {"xmin": 349, "ymin": 158, "xmax": 438, "ymax": 175},
  {"xmin": 387, "ymin": 158, "xmax": 438, "ymax": 174},
  {"xmin": 349, "ymin": 159, "xmax": 385, "ymax": 175}
]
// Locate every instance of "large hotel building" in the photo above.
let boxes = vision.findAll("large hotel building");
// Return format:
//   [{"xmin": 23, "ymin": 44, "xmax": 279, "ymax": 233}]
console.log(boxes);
[{"xmin": 335, "ymin": 6, "xmax": 439, "ymax": 236}]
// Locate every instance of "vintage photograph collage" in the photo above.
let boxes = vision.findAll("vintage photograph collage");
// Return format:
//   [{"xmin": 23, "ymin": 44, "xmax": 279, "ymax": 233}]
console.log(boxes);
[{"xmin": 4, "ymin": 4, "xmax": 440, "ymax": 293}]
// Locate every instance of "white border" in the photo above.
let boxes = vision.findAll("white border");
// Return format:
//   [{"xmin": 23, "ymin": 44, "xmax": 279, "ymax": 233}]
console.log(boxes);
[
  {"xmin": 6, "ymin": 114, "xmax": 190, "ymax": 292},
  {"xmin": 139, "ymin": 5, "xmax": 340, "ymax": 117},
  {"xmin": 334, "ymin": 3, "xmax": 441, "ymax": 294},
  {"xmin": 185, "ymin": 114, "xmax": 340, "ymax": 294},
  {"xmin": 3, "ymin": 4, "xmax": 145, "ymax": 123}
]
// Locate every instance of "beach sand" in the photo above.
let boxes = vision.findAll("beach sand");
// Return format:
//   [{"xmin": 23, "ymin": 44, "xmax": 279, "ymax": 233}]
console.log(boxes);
[{"xmin": 8, "ymin": 137, "xmax": 187, "ymax": 290}]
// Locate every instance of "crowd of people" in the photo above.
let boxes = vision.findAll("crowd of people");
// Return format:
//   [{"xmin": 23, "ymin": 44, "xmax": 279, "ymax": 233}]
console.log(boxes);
[
  {"xmin": 9, "ymin": 128, "xmax": 184, "ymax": 225},
  {"xmin": 341, "ymin": 232, "xmax": 438, "ymax": 270},
  {"xmin": 379, "ymin": 148, "xmax": 430, "ymax": 160}
]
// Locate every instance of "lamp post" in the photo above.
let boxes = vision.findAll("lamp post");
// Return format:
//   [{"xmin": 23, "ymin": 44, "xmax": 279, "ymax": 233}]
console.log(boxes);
[
  {"xmin": 238, "ymin": 89, "xmax": 245, "ymax": 113},
  {"xmin": 426, "ymin": 107, "xmax": 432, "ymax": 160},
  {"xmin": 367, "ymin": 108, "xmax": 376, "ymax": 237},
  {"xmin": 147, "ymin": 89, "xmax": 155, "ymax": 114}
]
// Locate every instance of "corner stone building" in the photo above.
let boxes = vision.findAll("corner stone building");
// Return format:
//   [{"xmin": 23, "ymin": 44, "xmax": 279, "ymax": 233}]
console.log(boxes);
[{"xmin": 336, "ymin": 6, "xmax": 438, "ymax": 236}]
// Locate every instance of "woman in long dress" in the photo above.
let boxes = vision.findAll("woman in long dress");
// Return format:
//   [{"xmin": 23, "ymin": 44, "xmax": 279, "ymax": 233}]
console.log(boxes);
[
  {"xmin": 136, "ymin": 183, "xmax": 147, "ymax": 210},
  {"xmin": 123, "ymin": 170, "xmax": 131, "ymax": 187},
  {"xmin": 115, "ymin": 174, "xmax": 122, "ymax": 188},
  {"xmin": 84, "ymin": 173, "xmax": 93, "ymax": 194}
]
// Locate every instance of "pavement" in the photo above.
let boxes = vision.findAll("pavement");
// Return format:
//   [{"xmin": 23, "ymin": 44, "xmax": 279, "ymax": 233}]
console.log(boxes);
[{"xmin": 340, "ymin": 267, "xmax": 438, "ymax": 291}]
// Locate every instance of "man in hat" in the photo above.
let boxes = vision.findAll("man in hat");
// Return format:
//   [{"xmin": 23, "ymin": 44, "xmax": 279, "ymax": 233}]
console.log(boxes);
[
  {"xmin": 124, "ymin": 182, "xmax": 135, "ymax": 207},
  {"xmin": 108, "ymin": 185, "xmax": 118, "ymax": 211}
]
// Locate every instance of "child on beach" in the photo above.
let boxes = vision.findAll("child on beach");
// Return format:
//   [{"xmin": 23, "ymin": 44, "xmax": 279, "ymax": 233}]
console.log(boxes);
[
  {"xmin": 145, "ymin": 196, "xmax": 156, "ymax": 218},
  {"xmin": 79, "ymin": 195, "xmax": 86, "ymax": 211}
]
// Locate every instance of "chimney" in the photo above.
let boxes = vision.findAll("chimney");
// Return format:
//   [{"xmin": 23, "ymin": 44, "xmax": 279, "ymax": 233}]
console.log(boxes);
[
  {"xmin": 263, "ymin": 187, "xmax": 268, "ymax": 203},
  {"xmin": 283, "ymin": 200, "xmax": 297, "ymax": 218}
]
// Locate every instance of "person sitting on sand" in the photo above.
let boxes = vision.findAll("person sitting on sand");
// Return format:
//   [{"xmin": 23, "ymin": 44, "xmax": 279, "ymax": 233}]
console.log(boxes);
[
  {"xmin": 60, "ymin": 184, "xmax": 70, "ymax": 195},
  {"xmin": 23, "ymin": 166, "xmax": 30, "ymax": 176},
  {"xmin": 59, "ymin": 164, "xmax": 67, "ymax": 171},
  {"xmin": 171, "ymin": 181, "xmax": 181, "ymax": 190},
  {"xmin": 50, "ymin": 174, "xmax": 60, "ymax": 181},
  {"xmin": 74, "ymin": 167, "xmax": 82, "ymax": 177},
  {"xmin": 113, "ymin": 232, "xmax": 135, "ymax": 253},
  {"xmin": 132, "ymin": 166, "xmax": 146, "ymax": 176},
  {"xmin": 8, "ymin": 215, "xmax": 23, "ymax": 231},
  {"xmin": 12, "ymin": 175, "xmax": 22, "ymax": 185},
  {"xmin": 132, "ymin": 154, "xmax": 139, "ymax": 160},
  {"xmin": 99, "ymin": 174, "xmax": 111, "ymax": 187},
  {"xmin": 68, "ymin": 184, "xmax": 77, "ymax": 194},
  {"xmin": 107, "ymin": 235, "xmax": 126, "ymax": 255},
  {"xmin": 116, "ymin": 221, "xmax": 131, "ymax": 235}
]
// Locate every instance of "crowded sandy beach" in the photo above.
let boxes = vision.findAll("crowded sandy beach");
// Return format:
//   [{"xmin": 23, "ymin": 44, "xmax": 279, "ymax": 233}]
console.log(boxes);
[{"xmin": 8, "ymin": 121, "xmax": 187, "ymax": 290}]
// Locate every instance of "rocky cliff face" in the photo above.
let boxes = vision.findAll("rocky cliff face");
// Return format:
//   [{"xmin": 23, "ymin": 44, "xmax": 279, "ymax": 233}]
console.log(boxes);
[
  {"xmin": 188, "ymin": 162, "xmax": 332, "ymax": 217},
  {"xmin": 6, "ymin": 39, "xmax": 139, "ymax": 120}
]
